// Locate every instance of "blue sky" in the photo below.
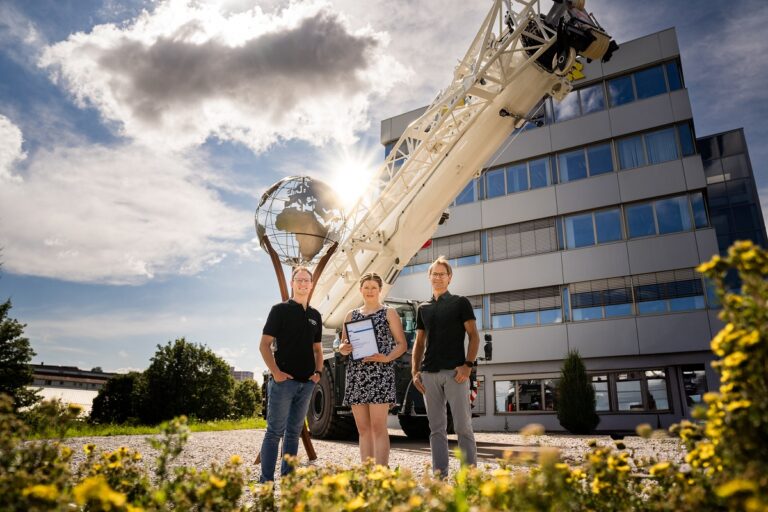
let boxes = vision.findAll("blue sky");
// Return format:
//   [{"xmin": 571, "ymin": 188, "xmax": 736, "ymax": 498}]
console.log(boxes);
[{"xmin": 1, "ymin": 0, "xmax": 766, "ymax": 376}]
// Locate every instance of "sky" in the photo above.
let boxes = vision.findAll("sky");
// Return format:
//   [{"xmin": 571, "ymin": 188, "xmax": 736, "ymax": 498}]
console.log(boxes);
[{"xmin": 1, "ymin": 0, "xmax": 766, "ymax": 377}]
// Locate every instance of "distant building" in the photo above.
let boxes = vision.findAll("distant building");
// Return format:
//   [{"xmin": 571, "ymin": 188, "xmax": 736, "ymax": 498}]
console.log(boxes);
[
  {"xmin": 229, "ymin": 367, "xmax": 255, "ymax": 382},
  {"xmin": 29, "ymin": 364, "xmax": 116, "ymax": 414}
]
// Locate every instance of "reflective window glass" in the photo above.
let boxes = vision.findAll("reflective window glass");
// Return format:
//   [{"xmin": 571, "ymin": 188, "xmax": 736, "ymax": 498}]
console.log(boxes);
[
  {"xmin": 486, "ymin": 168, "xmax": 506, "ymax": 198},
  {"xmin": 587, "ymin": 143, "xmax": 613, "ymax": 175},
  {"xmin": 721, "ymin": 154, "xmax": 750, "ymax": 180},
  {"xmin": 616, "ymin": 380, "xmax": 643, "ymax": 411},
  {"xmin": 690, "ymin": 192, "xmax": 709, "ymax": 228},
  {"xmin": 608, "ymin": 75, "xmax": 635, "ymax": 106},
  {"xmin": 553, "ymin": 92, "xmax": 580, "ymax": 122},
  {"xmin": 495, "ymin": 381, "xmax": 516, "ymax": 412},
  {"xmin": 518, "ymin": 380, "xmax": 543, "ymax": 411},
  {"xmin": 669, "ymin": 296, "xmax": 705, "ymax": 312},
  {"xmin": 514, "ymin": 311, "xmax": 538, "ymax": 326},
  {"xmin": 665, "ymin": 61, "xmax": 683, "ymax": 91},
  {"xmin": 626, "ymin": 203, "xmax": 656, "ymax": 237},
  {"xmin": 592, "ymin": 376, "xmax": 610, "ymax": 411},
  {"xmin": 539, "ymin": 308, "xmax": 562, "ymax": 324},
  {"xmin": 573, "ymin": 306, "xmax": 603, "ymax": 321},
  {"xmin": 455, "ymin": 180, "xmax": 475, "ymax": 205},
  {"xmin": 595, "ymin": 209, "xmax": 622, "ymax": 243},
  {"xmin": 617, "ymin": 136, "xmax": 646, "ymax": 169},
  {"xmin": 492, "ymin": 314, "xmax": 513, "ymax": 329},
  {"xmin": 655, "ymin": 196, "xmax": 692, "ymax": 234},
  {"xmin": 474, "ymin": 308, "xmax": 484, "ymax": 330},
  {"xmin": 529, "ymin": 158, "xmax": 549, "ymax": 189},
  {"xmin": 682, "ymin": 365, "xmax": 707, "ymax": 407},
  {"xmin": 559, "ymin": 149, "xmax": 588, "ymax": 182},
  {"xmin": 647, "ymin": 378, "xmax": 669, "ymax": 410},
  {"xmin": 506, "ymin": 164, "xmax": 529, "ymax": 194},
  {"xmin": 638, "ymin": 300, "xmax": 667, "ymax": 314},
  {"xmin": 579, "ymin": 83, "xmax": 606, "ymax": 114},
  {"xmin": 543, "ymin": 379, "xmax": 559, "ymax": 411},
  {"xmin": 565, "ymin": 213, "xmax": 595, "ymax": 248},
  {"xmin": 677, "ymin": 123, "xmax": 695, "ymax": 156},
  {"xmin": 605, "ymin": 303, "xmax": 633, "ymax": 317},
  {"xmin": 645, "ymin": 127, "xmax": 679, "ymax": 164},
  {"xmin": 635, "ymin": 65, "xmax": 667, "ymax": 99}
]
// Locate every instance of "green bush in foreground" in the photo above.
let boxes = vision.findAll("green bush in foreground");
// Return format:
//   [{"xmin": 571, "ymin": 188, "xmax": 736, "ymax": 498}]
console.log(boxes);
[{"xmin": 0, "ymin": 240, "xmax": 766, "ymax": 511}]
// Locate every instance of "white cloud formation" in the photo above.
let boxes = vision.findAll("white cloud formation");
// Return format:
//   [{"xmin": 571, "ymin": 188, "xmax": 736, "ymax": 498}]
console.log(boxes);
[
  {"xmin": 0, "ymin": 114, "xmax": 26, "ymax": 181},
  {"xmin": 38, "ymin": 0, "xmax": 408, "ymax": 152},
  {"xmin": 0, "ymin": 142, "xmax": 250, "ymax": 284}
]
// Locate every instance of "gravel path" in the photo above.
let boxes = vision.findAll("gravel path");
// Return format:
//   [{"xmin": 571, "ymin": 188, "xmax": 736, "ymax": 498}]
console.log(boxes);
[{"xmin": 59, "ymin": 428, "xmax": 686, "ymax": 482}]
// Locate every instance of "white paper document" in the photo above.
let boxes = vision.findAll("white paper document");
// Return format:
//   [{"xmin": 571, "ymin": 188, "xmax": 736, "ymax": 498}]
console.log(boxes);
[{"xmin": 345, "ymin": 317, "xmax": 379, "ymax": 360}]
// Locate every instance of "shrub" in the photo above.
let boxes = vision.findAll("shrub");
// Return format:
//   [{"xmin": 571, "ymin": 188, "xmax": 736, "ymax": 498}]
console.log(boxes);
[
  {"xmin": 556, "ymin": 350, "xmax": 599, "ymax": 434},
  {"xmin": 90, "ymin": 372, "xmax": 143, "ymax": 425},
  {"xmin": 232, "ymin": 379, "xmax": 261, "ymax": 419}
]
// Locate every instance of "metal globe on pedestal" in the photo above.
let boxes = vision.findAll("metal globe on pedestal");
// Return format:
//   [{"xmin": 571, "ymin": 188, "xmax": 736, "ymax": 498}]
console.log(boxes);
[{"xmin": 255, "ymin": 176, "xmax": 346, "ymax": 266}]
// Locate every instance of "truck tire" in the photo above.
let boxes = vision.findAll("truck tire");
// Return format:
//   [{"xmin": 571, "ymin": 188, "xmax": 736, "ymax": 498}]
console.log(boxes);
[
  {"xmin": 307, "ymin": 369, "xmax": 356, "ymax": 440},
  {"xmin": 398, "ymin": 415, "xmax": 430, "ymax": 439}
]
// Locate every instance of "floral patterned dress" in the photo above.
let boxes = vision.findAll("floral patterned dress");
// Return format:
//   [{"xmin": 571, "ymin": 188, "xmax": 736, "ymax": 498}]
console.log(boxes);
[{"xmin": 343, "ymin": 307, "xmax": 396, "ymax": 406}]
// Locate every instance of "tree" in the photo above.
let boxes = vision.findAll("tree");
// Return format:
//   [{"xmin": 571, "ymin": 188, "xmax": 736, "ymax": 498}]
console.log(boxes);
[
  {"xmin": 90, "ymin": 372, "xmax": 143, "ymax": 424},
  {"xmin": 232, "ymin": 379, "xmax": 261, "ymax": 418},
  {"xmin": 90, "ymin": 366, "xmax": 103, "ymax": 373},
  {"xmin": 140, "ymin": 338, "xmax": 235, "ymax": 424},
  {"xmin": 556, "ymin": 350, "xmax": 599, "ymax": 434},
  {"xmin": 0, "ymin": 300, "xmax": 39, "ymax": 410}
]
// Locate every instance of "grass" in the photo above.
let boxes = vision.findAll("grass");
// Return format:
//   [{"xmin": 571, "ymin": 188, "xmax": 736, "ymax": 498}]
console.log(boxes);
[{"xmin": 29, "ymin": 416, "xmax": 267, "ymax": 439}]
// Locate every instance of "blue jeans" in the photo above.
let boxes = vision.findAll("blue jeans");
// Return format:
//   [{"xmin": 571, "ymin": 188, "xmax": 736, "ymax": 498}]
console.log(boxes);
[{"xmin": 259, "ymin": 378, "xmax": 315, "ymax": 482}]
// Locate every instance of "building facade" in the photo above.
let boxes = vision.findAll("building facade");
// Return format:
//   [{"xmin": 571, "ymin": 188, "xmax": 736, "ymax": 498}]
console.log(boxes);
[
  {"xmin": 30, "ymin": 364, "xmax": 115, "ymax": 414},
  {"xmin": 383, "ymin": 28, "xmax": 765, "ymax": 432}
]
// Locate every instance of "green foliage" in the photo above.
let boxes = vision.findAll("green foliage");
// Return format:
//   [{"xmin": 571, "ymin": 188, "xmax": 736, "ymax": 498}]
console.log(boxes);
[
  {"xmin": 140, "ymin": 338, "xmax": 235, "ymax": 424},
  {"xmin": 21, "ymin": 398, "xmax": 84, "ymax": 438},
  {"xmin": 232, "ymin": 379, "xmax": 261, "ymax": 419},
  {"xmin": 556, "ymin": 350, "xmax": 599, "ymax": 434},
  {"xmin": 90, "ymin": 372, "xmax": 143, "ymax": 425},
  {"xmin": 0, "ymin": 299, "xmax": 39, "ymax": 410}
]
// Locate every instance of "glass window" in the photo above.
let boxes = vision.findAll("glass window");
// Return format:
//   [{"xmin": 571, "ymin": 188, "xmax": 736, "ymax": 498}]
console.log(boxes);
[
  {"xmin": 682, "ymin": 365, "xmax": 707, "ymax": 407},
  {"xmin": 587, "ymin": 143, "xmax": 613, "ymax": 176},
  {"xmin": 608, "ymin": 75, "xmax": 635, "ymax": 107},
  {"xmin": 455, "ymin": 180, "xmax": 475, "ymax": 205},
  {"xmin": 665, "ymin": 61, "xmax": 683, "ymax": 91},
  {"xmin": 559, "ymin": 149, "xmax": 588, "ymax": 183},
  {"xmin": 492, "ymin": 314, "xmax": 513, "ymax": 329},
  {"xmin": 677, "ymin": 123, "xmax": 695, "ymax": 156},
  {"xmin": 506, "ymin": 164, "xmax": 529, "ymax": 194},
  {"xmin": 605, "ymin": 303, "xmax": 633, "ymax": 317},
  {"xmin": 486, "ymin": 168, "xmax": 506, "ymax": 198},
  {"xmin": 634, "ymin": 65, "xmax": 667, "ymax": 99},
  {"xmin": 647, "ymin": 377, "xmax": 669, "ymax": 410},
  {"xmin": 579, "ymin": 83, "xmax": 606, "ymax": 114},
  {"xmin": 645, "ymin": 127, "xmax": 679, "ymax": 165},
  {"xmin": 655, "ymin": 196, "xmax": 692, "ymax": 234},
  {"xmin": 637, "ymin": 299, "xmax": 667, "ymax": 315},
  {"xmin": 626, "ymin": 203, "xmax": 656, "ymax": 238},
  {"xmin": 539, "ymin": 308, "xmax": 562, "ymax": 324},
  {"xmin": 543, "ymin": 379, "xmax": 559, "ymax": 411},
  {"xmin": 669, "ymin": 296, "xmax": 705, "ymax": 312},
  {"xmin": 594, "ymin": 209, "xmax": 622, "ymax": 243},
  {"xmin": 592, "ymin": 376, "xmax": 610, "ymax": 411},
  {"xmin": 572, "ymin": 306, "xmax": 603, "ymax": 321},
  {"xmin": 514, "ymin": 311, "xmax": 538, "ymax": 326},
  {"xmin": 553, "ymin": 92, "xmax": 580, "ymax": 122},
  {"xmin": 518, "ymin": 380, "xmax": 543, "ymax": 411},
  {"xmin": 565, "ymin": 213, "xmax": 595, "ymax": 248},
  {"xmin": 690, "ymin": 192, "xmax": 709, "ymax": 228},
  {"xmin": 529, "ymin": 158, "xmax": 549, "ymax": 189},
  {"xmin": 616, "ymin": 380, "xmax": 643, "ymax": 411},
  {"xmin": 617, "ymin": 136, "xmax": 646, "ymax": 170},
  {"xmin": 495, "ymin": 381, "xmax": 516, "ymax": 412}
]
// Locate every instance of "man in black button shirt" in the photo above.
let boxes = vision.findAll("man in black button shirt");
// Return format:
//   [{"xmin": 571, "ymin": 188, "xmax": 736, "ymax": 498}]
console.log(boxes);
[
  {"xmin": 258, "ymin": 266, "xmax": 323, "ymax": 482},
  {"xmin": 412, "ymin": 256, "xmax": 479, "ymax": 476}
]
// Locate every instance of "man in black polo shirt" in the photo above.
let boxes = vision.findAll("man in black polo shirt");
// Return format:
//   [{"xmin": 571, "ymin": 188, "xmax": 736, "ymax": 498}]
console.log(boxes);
[
  {"xmin": 412, "ymin": 256, "xmax": 480, "ymax": 476},
  {"xmin": 258, "ymin": 266, "xmax": 323, "ymax": 482}
]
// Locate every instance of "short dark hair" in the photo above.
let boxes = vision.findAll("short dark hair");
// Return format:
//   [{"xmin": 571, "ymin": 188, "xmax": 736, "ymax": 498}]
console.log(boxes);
[
  {"xmin": 291, "ymin": 266, "xmax": 313, "ymax": 281},
  {"xmin": 428, "ymin": 256, "xmax": 452, "ymax": 276},
  {"xmin": 359, "ymin": 272, "xmax": 383, "ymax": 288}
]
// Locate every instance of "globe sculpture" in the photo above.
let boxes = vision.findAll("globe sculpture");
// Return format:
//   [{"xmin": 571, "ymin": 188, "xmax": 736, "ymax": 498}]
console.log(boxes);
[{"xmin": 255, "ymin": 176, "xmax": 346, "ymax": 266}]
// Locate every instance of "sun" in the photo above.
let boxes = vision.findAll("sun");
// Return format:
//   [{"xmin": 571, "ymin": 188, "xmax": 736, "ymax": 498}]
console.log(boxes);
[{"xmin": 323, "ymin": 145, "xmax": 382, "ymax": 211}]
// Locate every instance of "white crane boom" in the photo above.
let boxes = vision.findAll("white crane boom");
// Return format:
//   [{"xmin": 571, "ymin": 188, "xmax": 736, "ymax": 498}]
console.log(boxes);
[{"xmin": 311, "ymin": 0, "xmax": 616, "ymax": 328}]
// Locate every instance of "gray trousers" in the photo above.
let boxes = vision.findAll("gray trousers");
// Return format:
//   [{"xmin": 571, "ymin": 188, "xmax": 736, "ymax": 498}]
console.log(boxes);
[{"xmin": 421, "ymin": 370, "xmax": 477, "ymax": 475}]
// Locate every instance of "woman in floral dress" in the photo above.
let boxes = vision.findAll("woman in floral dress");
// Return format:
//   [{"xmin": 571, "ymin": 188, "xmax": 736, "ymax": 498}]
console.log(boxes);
[{"xmin": 339, "ymin": 273, "xmax": 407, "ymax": 466}]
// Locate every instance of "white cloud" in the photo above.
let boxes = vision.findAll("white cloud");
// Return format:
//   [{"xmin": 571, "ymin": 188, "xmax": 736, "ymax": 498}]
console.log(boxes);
[
  {"xmin": 38, "ymin": 0, "xmax": 408, "ymax": 152},
  {"xmin": 0, "ymin": 114, "xmax": 26, "ymax": 181},
  {"xmin": 0, "ymin": 142, "xmax": 250, "ymax": 284}
]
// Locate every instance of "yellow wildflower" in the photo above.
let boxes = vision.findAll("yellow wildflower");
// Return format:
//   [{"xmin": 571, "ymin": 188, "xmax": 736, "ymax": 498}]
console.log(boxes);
[
  {"xmin": 725, "ymin": 400, "xmax": 752, "ymax": 412},
  {"xmin": 696, "ymin": 256, "xmax": 721, "ymax": 273},
  {"xmin": 73, "ymin": 476, "xmax": 127, "ymax": 508},
  {"xmin": 723, "ymin": 351, "xmax": 748, "ymax": 367},
  {"xmin": 346, "ymin": 495, "xmax": 366, "ymax": 510},
  {"xmin": 229, "ymin": 455, "xmax": 242, "ymax": 465},
  {"xmin": 649, "ymin": 462, "xmax": 670, "ymax": 476},
  {"xmin": 408, "ymin": 495, "xmax": 423, "ymax": 507},
  {"xmin": 716, "ymin": 479, "xmax": 758, "ymax": 498},
  {"xmin": 741, "ymin": 330, "xmax": 760, "ymax": 347},
  {"xmin": 22, "ymin": 484, "xmax": 59, "ymax": 501},
  {"xmin": 83, "ymin": 443, "xmax": 96, "ymax": 455},
  {"xmin": 209, "ymin": 476, "xmax": 226, "ymax": 489}
]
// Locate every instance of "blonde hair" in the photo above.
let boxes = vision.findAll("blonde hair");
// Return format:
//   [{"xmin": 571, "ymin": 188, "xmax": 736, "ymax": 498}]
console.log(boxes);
[
  {"xmin": 291, "ymin": 266, "xmax": 313, "ymax": 281},
  {"xmin": 428, "ymin": 256, "xmax": 452, "ymax": 276},
  {"xmin": 359, "ymin": 272, "xmax": 383, "ymax": 288}
]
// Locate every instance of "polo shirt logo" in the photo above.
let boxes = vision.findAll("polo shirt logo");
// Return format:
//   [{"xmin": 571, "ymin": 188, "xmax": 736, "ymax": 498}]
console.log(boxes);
[{"xmin": 308, "ymin": 318, "xmax": 318, "ymax": 326}]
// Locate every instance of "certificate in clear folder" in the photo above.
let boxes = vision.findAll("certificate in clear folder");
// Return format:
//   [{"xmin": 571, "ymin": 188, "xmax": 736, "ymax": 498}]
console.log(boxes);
[{"xmin": 344, "ymin": 317, "xmax": 379, "ymax": 360}]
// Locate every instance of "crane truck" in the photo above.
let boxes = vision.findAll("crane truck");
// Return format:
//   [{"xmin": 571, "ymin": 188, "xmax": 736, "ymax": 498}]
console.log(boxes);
[{"xmin": 271, "ymin": 0, "xmax": 618, "ymax": 439}]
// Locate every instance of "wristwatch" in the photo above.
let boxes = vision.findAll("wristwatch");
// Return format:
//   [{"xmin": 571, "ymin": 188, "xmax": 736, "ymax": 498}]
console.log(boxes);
[
  {"xmin": 313, "ymin": 370, "xmax": 322, "ymax": 377},
  {"xmin": 464, "ymin": 360, "xmax": 475, "ymax": 368}
]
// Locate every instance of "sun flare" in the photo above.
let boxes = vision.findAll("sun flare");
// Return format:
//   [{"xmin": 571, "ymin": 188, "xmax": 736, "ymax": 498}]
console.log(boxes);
[{"xmin": 324, "ymin": 145, "xmax": 382, "ymax": 211}]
